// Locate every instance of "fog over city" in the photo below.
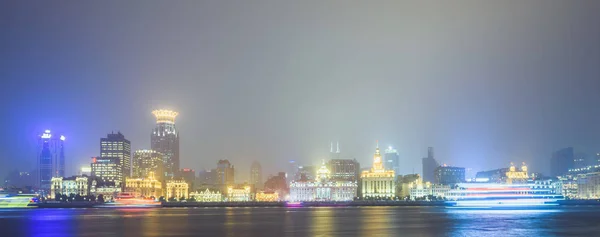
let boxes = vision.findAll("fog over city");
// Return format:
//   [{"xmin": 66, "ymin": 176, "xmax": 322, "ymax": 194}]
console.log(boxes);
[{"xmin": 2, "ymin": 1, "xmax": 600, "ymax": 181}]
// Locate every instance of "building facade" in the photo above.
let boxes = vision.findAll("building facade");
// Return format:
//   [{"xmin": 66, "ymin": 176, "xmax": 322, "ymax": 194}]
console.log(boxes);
[
  {"xmin": 151, "ymin": 110, "xmax": 180, "ymax": 178},
  {"xmin": 166, "ymin": 180, "xmax": 189, "ymax": 199},
  {"xmin": 50, "ymin": 176, "xmax": 88, "ymax": 199},
  {"xmin": 91, "ymin": 156, "xmax": 122, "ymax": 186},
  {"xmin": 226, "ymin": 185, "xmax": 253, "ymax": 202},
  {"xmin": 255, "ymin": 191, "xmax": 279, "ymax": 202},
  {"xmin": 181, "ymin": 168, "xmax": 196, "ymax": 191},
  {"xmin": 124, "ymin": 172, "xmax": 163, "ymax": 198},
  {"xmin": 577, "ymin": 172, "xmax": 600, "ymax": 199},
  {"xmin": 434, "ymin": 166, "xmax": 466, "ymax": 185},
  {"xmin": 361, "ymin": 144, "xmax": 395, "ymax": 199},
  {"xmin": 132, "ymin": 150, "xmax": 164, "ymax": 181},
  {"xmin": 289, "ymin": 161, "xmax": 358, "ymax": 202},
  {"xmin": 189, "ymin": 188, "xmax": 222, "ymax": 202},
  {"xmin": 250, "ymin": 161, "xmax": 262, "ymax": 189},
  {"xmin": 38, "ymin": 130, "xmax": 66, "ymax": 193},
  {"xmin": 421, "ymin": 147, "xmax": 438, "ymax": 183},
  {"xmin": 100, "ymin": 132, "xmax": 131, "ymax": 183}
]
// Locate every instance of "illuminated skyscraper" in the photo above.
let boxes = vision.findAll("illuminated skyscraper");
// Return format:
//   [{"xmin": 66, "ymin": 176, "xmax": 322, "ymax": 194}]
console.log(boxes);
[
  {"xmin": 360, "ymin": 142, "xmax": 395, "ymax": 199},
  {"xmin": 151, "ymin": 110, "xmax": 180, "ymax": 178},
  {"xmin": 100, "ymin": 132, "xmax": 131, "ymax": 183},
  {"xmin": 384, "ymin": 146, "xmax": 400, "ymax": 175},
  {"xmin": 250, "ymin": 161, "xmax": 262, "ymax": 189},
  {"xmin": 132, "ymin": 150, "xmax": 164, "ymax": 181},
  {"xmin": 38, "ymin": 130, "xmax": 65, "ymax": 192},
  {"xmin": 217, "ymin": 160, "xmax": 235, "ymax": 185}
]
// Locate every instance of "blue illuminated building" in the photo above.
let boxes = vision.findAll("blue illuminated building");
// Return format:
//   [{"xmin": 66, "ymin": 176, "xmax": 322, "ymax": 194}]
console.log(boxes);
[{"xmin": 38, "ymin": 130, "xmax": 65, "ymax": 193}]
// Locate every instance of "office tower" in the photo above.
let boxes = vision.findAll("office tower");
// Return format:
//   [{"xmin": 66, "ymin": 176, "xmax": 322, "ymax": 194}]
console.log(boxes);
[
  {"xmin": 287, "ymin": 160, "xmax": 299, "ymax": 183},
  {"xmin": 550, "ymin": 147, "xmax": 575, "ymax": 177},
  {"xmin": 91, "ymin": 156, "xmax": 121, "ymax": 185},
  {"xmin": 132, "ymin": 150, "xmax": 165, "ymax": 181},
  {"xmin": 197, "ymin": 169, "xmax": 217, "ymax": 185},
  {"xmin": 181, "ymin": 168, "xmax": 196, "ymax": 191},
  {"xmin": 421, "ymin": 147, "xmax": 439, "ymax": 183},
  {"xmin": 434, "ymin": 166, "xmax": 466, "ymax": 185},
  {"xmin": 217, "ymin": 160, "xmax": 235, "ymax": 185},
  {"xmin": 151, "ymin": 110, "xmax": 180, "ymax": 178},
  {"xmin": 38, "ymin": 130, "xmax": 65, "ymax": 192},
  {"xmin": 360, "ymin": 141, "xmax": 395, "ymax": 199},
  {"xmin": 384, "ymin": 146, "xmax": 400, "ymax": 175},
  {"xmin": 250, "ymin": 161, "xmax": 262, "ymax": 189},
  {"xmin": 329, "ymin": 159, "xmax": 360, "ymax": 182},
  {"xmin": 100, "ymin": 132, "xmax": 131, "ymax": 183}
]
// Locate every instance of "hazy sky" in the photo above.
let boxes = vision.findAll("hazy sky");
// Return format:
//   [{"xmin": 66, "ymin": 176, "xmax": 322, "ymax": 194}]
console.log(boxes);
[{"xmin": 1, "ymin": 1, "xmax": 599, "ymax": 181}]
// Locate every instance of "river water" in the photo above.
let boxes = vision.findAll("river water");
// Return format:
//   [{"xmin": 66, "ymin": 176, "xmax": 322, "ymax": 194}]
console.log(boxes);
[{"xmin": 1, "ymin": 206, "xmax": 599, "ymax": 236}]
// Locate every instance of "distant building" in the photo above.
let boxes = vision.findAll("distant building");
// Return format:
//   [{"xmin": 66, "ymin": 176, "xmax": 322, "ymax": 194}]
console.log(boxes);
[
  {"xmin": 475, "ymin": 168, "xmax": 510, "ymax": 183},
  {"xmin": 197, "ymin": 169, "xmax": 217, "ymax": 185},
  {"xmin": 38, "ymin": 130, "xmax": 66, "ymax": 193},
  {"xmin": 360, "ymin": 143, "xmax": 395, "ymax": 199},
  {"xmin": 250, "ymin": 161, "xmax": 262, "ymax": 189},
  {"xmin": 384, "ymin": 147, "xmax": 400, "ymax": 176},
  {"xmin": 264, "ymin": 172, "xmax": 289, "ymax": 198},
  {"xmin": 180, "ymin": 168, "xmax": 196, "ymax": 191},
  {"xmin": 330, "ymin": 142, "xmax": 341, "ymax": 159},
  {"xmin": 217, "ymin": 160, "xmax": 235, "ymax": 186},
  {"xmin": 100, "ymin": 132, "xmax": 131, "ymax": 183},
  {"xmin": 577, "ymin": 172, "xmax": 600, "ymax": 199},
  {"xmin": 298, "ymin": 165, "xmax": 316, "ymax": 181},
  {"xmin": 396, "ymin": 174, "xmax": 420, "ymax": 198},
  {"xmin": 421, "ymin": 147, "xmax": 438, "ymax": 183},
  {"xmin": 287, "ymin": 160, "xmax": 299, "ymax": 183},
  {"xmin": 434, "ymin": 166, "xmax": 465, "ymax": 185},
  {"xmin": 50, "ymin": 176, "xmax": 89, "ymax": 199},
  {"xmin": 166, "ymin": 180, "xmax": 188, "ymax": 199},
  {"xmin": 151, "ymin": 110, "xmax": 180, "ymax": 178},
  {"xmin": 551, "ymin": 147, "xmax": 575, "ymax": 177},
  {"xmin": 80, "ymin": 167, "xmax": 91, "ymax": 176},
  {"xmin": 91, "ymin": 156, "xmax": 122, "ymax": 186},
  {"xmin": 329, "ymin": 159, "xmax": 360, "ymax": 182},
  {"xmin": 189, "ymin": 188, "xmax": 222, "ymax": 202},
  {"xmin": 132, "ymin": 150, "xmax": 164, "ymax": 181},
  {"xmin": 124, "ymin": 172, "xmax": 162, "ymax": 198},
  {"xmin": 289, "ymin": 160, "xmax": 358, "ymax": 202}
]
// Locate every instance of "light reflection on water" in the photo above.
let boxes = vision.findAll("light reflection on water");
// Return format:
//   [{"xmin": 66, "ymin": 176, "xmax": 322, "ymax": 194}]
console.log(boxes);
[{"xmin": 0, "ymin": 207, "xmax": 599, "ymax": 236}]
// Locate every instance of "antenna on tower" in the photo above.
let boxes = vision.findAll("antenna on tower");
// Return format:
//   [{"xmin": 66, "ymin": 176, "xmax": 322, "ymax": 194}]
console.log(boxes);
[
  {"xmin": 376, "ymin": 140, "xmax": 379, "ymax": 149},
  {"xmin": 330, "ymin": 142, "xmax": 333, "ymax": 153}
]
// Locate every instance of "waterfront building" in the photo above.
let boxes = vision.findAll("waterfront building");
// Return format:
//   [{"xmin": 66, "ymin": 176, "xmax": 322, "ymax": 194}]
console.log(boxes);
[
  {"xmin": 181, "ymin": 168, "xmax": 196, "ymax": 191},
  {"xmin": 38, "ymin": 130, "xmax": 66, "ymax": 193},
  {"xmin": 421, "ymin": 147, "xmax": 438, "ymax": 183},
  {"xmin": 255, "ymin": 191, "xmax": 279, "ymax": 202},
  {"xmin": 151, "ymin": 110, "xmax": 180, "ymax": 178},
  {"xmin": 226, "ymin": 185, "xmax": 252, "ymax": 202},
  {"xmin": 577, "ymin": 172, "xmax": 600, "ymax": 199},
  {"xmin": 289, "ymin": 160, "xmax": 358, "ymax": 202},
  {"xmin": 396, "ymin": 174, "xmax": 420, "ymax": 198},
  {"xmin": 89, "ymin": 178, "xmax": 120, "ymax": 198},
  {"xmin": 124, "ymin": 172, "xmax": 162, "ymax": 198},
  {"xmin": 166, "ymin": 180, "xmax": 189, "ymax": 199},
  {"xmin": 360, "ymin": 143, "xmax": 395, "ymax": 199},
  {"xmin": 50, "ymin": 176, "xmax": 89, "ymax": 199},
  {"xmin": 384, "ymin": 146, "xmax": 400, "ymax": 176},
  {"xmin": 189, "ymin": 188, "xmax": 222, "ymax": 202},
  {"xmin": 91, "ymin": 156, "xmax": 122, "ymax": 186},
  {"xmin": 329, "ymin": 159, "xmax": 360, "ymax": 182},
  {"xmin": 217, "ymin": 160, "xmax": 235, "ymax": 186},
  {"xmin": 100, "ymin": 132, "xmax": 131, "ymax": 183},
  {"xmin": 505, "ymin": 163, "xmax": 529, "ymax": 184},
  {"xmin": 551, "ymin": 147, "xmax": 575, "ymax": 177},
  {"xmin": 434, "ymin": 165, "xmax": 465, "ymax": 185},
  {"xmin": 132, "ymin": 150, "xmax": 164, "ymax": 181},
  {"xmin": 264, "ymin": 172, "xmax": 289, "ymax": 198},
  {"xmin": 556, "ymin": 174, "xmax": 579, "ymax": 199},
  {"xmin": 250, "ymin": 161, "xmax": 262, "ymax": 189}
]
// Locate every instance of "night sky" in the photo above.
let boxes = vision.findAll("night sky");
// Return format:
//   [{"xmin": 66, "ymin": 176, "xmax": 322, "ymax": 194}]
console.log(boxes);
[{"xmin": 1, "ymin": 1, "xmax": 599, "ymax": 181}]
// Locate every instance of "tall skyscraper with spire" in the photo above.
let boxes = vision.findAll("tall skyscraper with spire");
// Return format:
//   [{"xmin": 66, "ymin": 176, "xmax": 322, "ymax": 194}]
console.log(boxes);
[
  {"xmin": 151, "ymin": 110, "xmax": 180, "ymax": 178},
  {"xmin": 38, "ymin": 130, "xmax": 65, "ymax": 193}
]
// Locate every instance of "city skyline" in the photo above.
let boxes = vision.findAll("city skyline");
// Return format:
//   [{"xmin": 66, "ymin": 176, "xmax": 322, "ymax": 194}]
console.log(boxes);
[{"xmin": 2, "ymin": 1, "xmax": 600, "ymax": 181}]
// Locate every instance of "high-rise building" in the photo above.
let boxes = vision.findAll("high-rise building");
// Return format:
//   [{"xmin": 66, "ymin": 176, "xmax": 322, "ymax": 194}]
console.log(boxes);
[
  {"xmin": 100, "ymin": 132, "xmax": 131, "ymax": 183},
  {"xmin": 421, "ymin": 147, "xmax": 439, "ymax": 183},
  {"xmin": 91, "ymin": 156, "xmax": 122, "ymax": 186},
  {"xmin": 38, "ymin": 130, "xmax": 65, "ymax": 193},
  {"xmin": 384, "ymin": 146, "xmax": 400, "ymax": 175},
  {"xmin": 132, "ymin": 150, "xmax": 164, "ymax": 181},
  {"xmin": 360, "ymin": 142, "xmax": 396, "ymax": 199},
  {"xmin": 434, "ymin": 165, "xmax": 465, "ymax": 185},
  {"xmin": 329, "ymin": 159, "xmax": 360, "ymax": 182},
  {"xmin": 197, "ymin": 169, "xmax": 217, "ymax": 185},
  {"xmin": 151, "ymin": 110, "xmax": 180, "ymax": 178},
  {"xmin": 287, "ymin": 160, "xmax": 299, "ymax": 183},
  {"xmin": 250, "ymin": 161, "xmax": 262, "ymax": 189},
  {"xmin": 217, "ymin": 160, "xmax": 235, "ymax": 185},
  {"xmin": 551, "ymin": 147, "xmax": 575, "ymax": 177},
  {"xmin": 181, "ymin": 168, "xmax": 196, "ymax": 191}
]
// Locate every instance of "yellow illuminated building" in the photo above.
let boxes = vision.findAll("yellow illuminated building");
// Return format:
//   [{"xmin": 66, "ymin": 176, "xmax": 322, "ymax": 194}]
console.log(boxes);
[
  {"xmin": 289, "ymin": 160, "xmax": 358, "ymax": 201},
  {"xmin": 506, "ymin": 162, "xmax": 529, "ymax": 184},
  {"xmin": 50, "ymin": 176, "xmax": 89, "ymax": 199},
  {"xmin": 124, "ymin": 172, "xmax": 163, "ymax": 198},
  {"xmin": 152, "ymin": 110, "xmax": 178, "ymax": 124},
  {"xmin": 189, "ymin": 188, "xmax": 222, "ymax": 202},
  {"xmin": 227, "ymin": 185, "xmax": 252, "ymax": 202},
  {"xmin": 166, "ymin": 179, "xmax": 189, "ymax": 199},
  {"xmin": 361, "ymin": 142, "xmax": 396, "ymax": 199},
  {"xmin": 255, "ymin": 191, "xmax": 279, "ymax": 202}
]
